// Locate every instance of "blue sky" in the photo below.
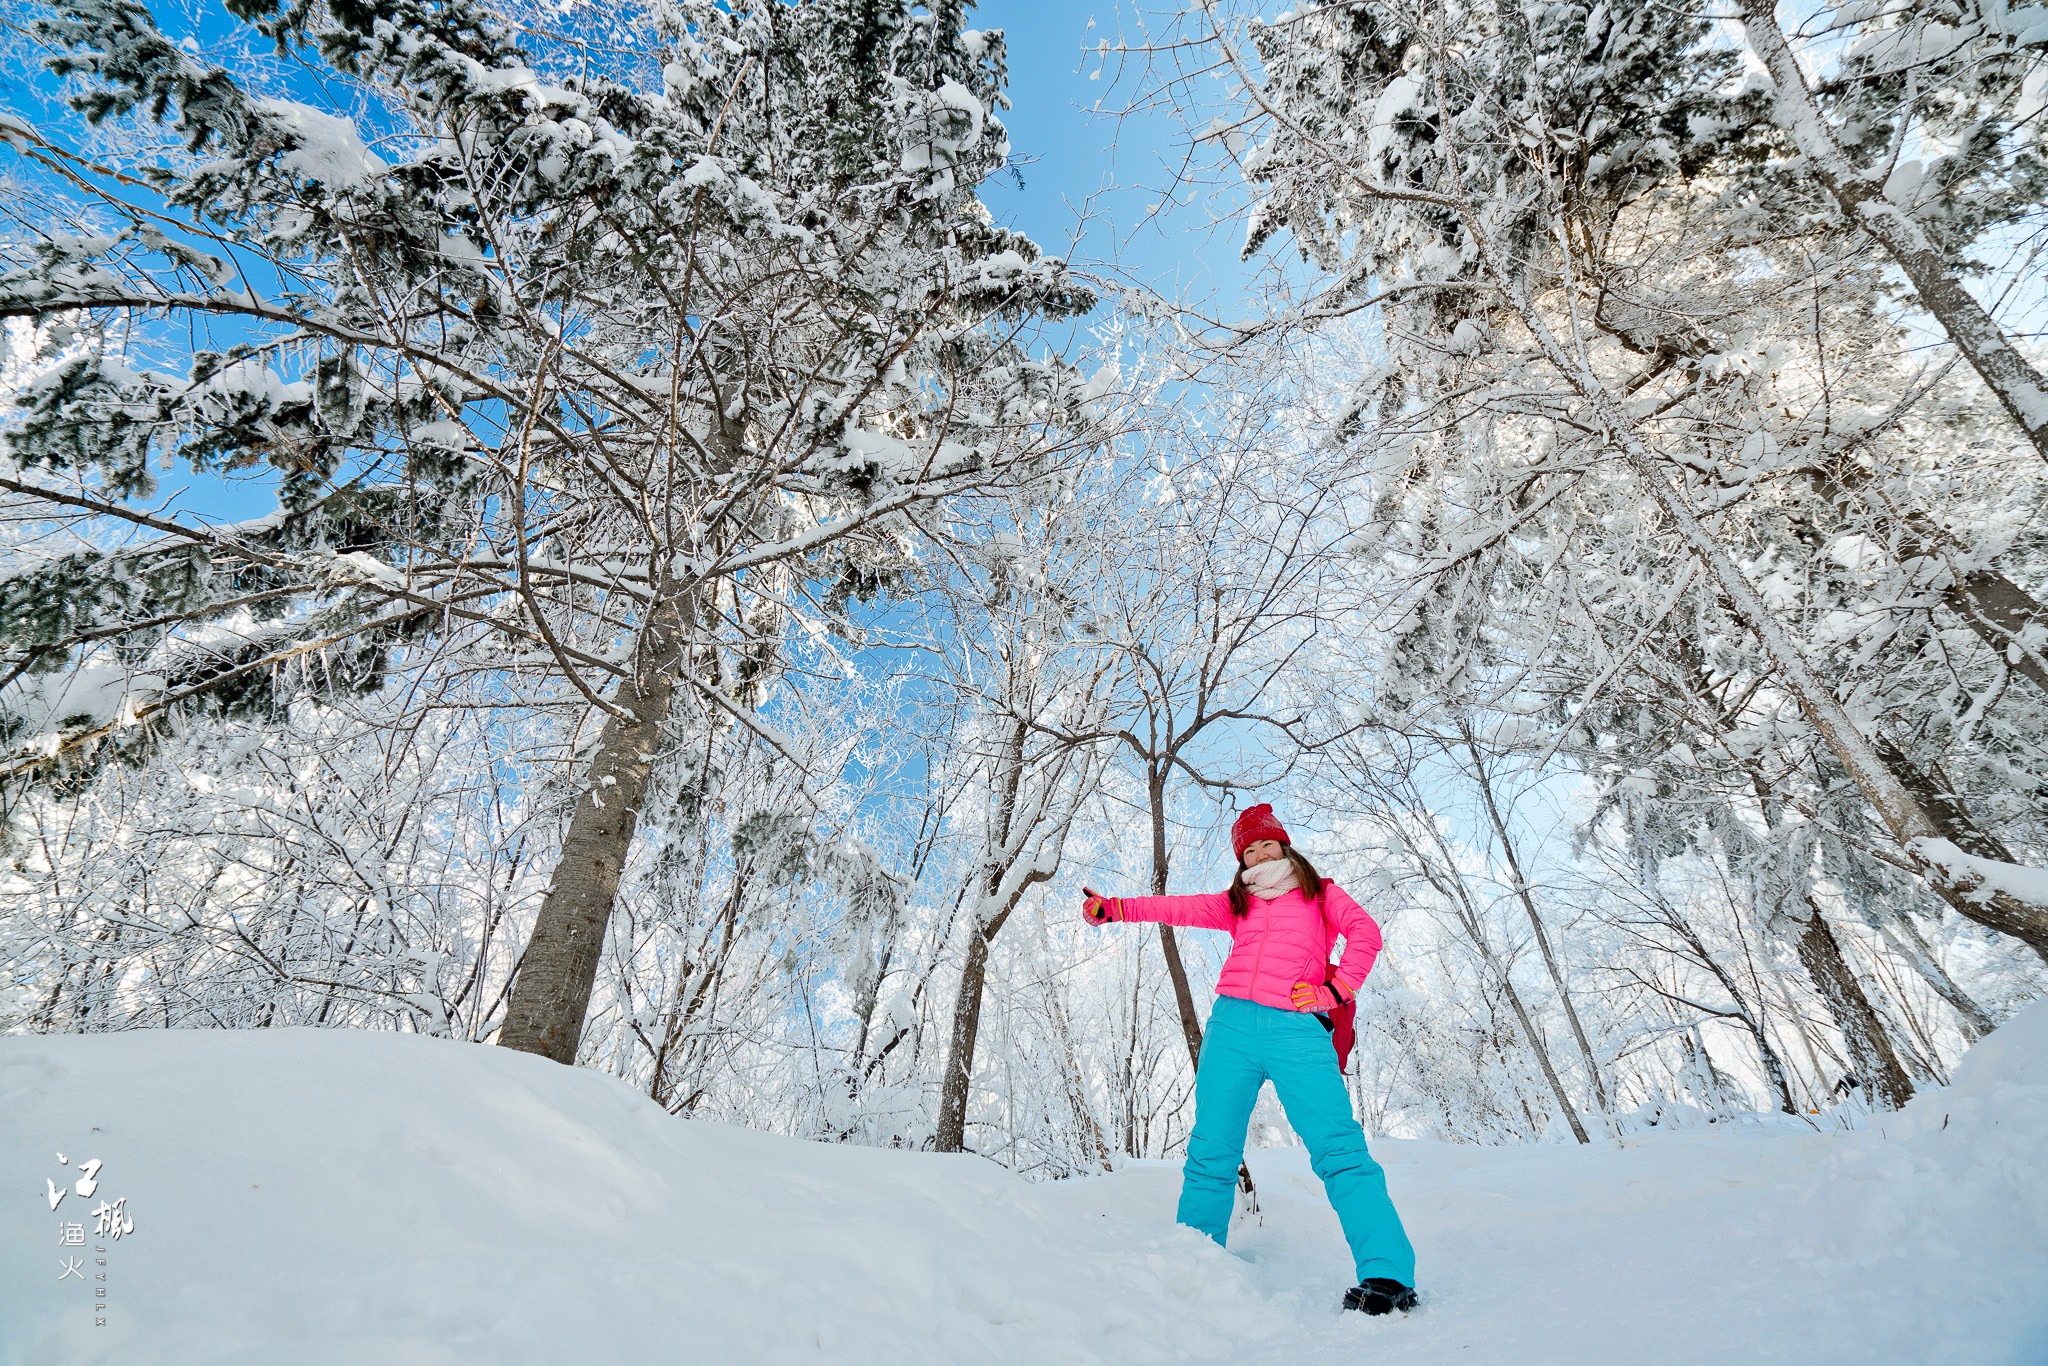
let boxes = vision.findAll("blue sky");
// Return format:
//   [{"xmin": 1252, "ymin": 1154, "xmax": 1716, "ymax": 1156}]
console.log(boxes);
[{"xmin": 975, "ymin": 0, "xmax": 1258, "ymax": 310}]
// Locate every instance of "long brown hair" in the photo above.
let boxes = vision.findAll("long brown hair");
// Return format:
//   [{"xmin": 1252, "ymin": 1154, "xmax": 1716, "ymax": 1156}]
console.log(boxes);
[{"xmin": 1226, "ymin": 845, "xmax": 1323, "ymax": 918}]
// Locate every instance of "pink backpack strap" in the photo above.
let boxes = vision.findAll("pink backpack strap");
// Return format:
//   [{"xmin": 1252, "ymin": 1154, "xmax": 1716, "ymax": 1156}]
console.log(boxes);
[{"xmin": 1315, "ymin": 886, "xmax": 1359, "ymax": 1074}]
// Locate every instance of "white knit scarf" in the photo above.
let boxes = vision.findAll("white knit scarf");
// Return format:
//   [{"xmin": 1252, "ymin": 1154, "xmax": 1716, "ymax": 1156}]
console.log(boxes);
[{"xmin": 1239, "ymin": 857, "xmax": 1300, "ymax": 899}]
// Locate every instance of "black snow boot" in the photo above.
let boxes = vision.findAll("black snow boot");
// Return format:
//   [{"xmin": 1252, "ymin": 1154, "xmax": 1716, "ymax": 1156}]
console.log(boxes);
[{"xmin": 1342, "ymin": 1278, "xmax": 1418, "ymax": 1316}]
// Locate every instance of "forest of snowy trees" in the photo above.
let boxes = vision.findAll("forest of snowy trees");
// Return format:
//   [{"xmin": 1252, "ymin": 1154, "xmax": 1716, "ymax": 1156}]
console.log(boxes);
[{"xmin": 4, "ymin": 0, "xmax": 2047, "ymax": 1178}]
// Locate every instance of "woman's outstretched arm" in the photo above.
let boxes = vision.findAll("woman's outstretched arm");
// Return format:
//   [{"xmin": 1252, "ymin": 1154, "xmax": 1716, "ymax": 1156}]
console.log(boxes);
[{"xmin": 1082, "ymin": 886, "xmax": 1234, "ymax": 931}]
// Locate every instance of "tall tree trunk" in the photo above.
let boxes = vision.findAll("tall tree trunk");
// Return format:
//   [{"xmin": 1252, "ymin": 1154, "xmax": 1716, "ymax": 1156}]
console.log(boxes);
[
  {"xmin": 936, "ymin": 719, "xmax": 1032, "ymax": 1154},
  {"xmin": 1156, "ymin": 926, "xmax": 1207, "ymax": 1058},
  {"xmin": 1462, "ymin": 728, "xmax": 1611, "ymax": 1117},
  {"xmin": 1944, "ymin": 571, "xmax": 2048, "ymax": 696},
  {"xmin": 1493, "ymin": 964, "xmax": 1589, "ymax": 1142},
  {"xmin": 935, "ymin": 869, "xmax": 1053, "ymax": 1152},
  {"xmin": 1144, "ymin": 770, "xmax": 1259, "ymax": 1201},
  {"xmin": 937, "ymin": 922, "xmax": 999, "ymax": 1153},
  {"xmin": 1793, "ymin": 899, "xmax": 1916, "ymax": 1109},
  {"xmin": 1147, "ymin": 771, "xmax": 1208, "ymax": 1067},
  {"xmin": 1736, "ymin": 768, "xmax": 1916, "ymax": 1111},
  {"xmin": 1873, "ymin": 738, "xmax": 2048, "ymax": 971},
  {"xmin": 1741, "ymin": 0, "xmax": 2048, "ymax": 464},
  {"xmin": 1742, "ymin": 1007, "xmax": 1799, "ymax": 1115},
  {"xmin": 499, "ymin": 590, "xmax": 692, "ymax": 1063},
  {"xmin": 1120, "ymin": 952, "xmax": 1143, "ymax": 1155}
]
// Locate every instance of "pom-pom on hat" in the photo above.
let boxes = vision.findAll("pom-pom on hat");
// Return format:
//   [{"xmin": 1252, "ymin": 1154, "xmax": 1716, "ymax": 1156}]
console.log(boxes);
[{"xmin": 1230, "ymin": 804, "xmax": 1290, "ymax": 862}]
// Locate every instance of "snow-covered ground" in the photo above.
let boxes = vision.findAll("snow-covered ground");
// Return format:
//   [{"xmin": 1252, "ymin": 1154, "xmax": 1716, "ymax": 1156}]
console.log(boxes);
[{"xmin": 5, "ymin": 1008, "xmax": 2044, "ymax": 1366}]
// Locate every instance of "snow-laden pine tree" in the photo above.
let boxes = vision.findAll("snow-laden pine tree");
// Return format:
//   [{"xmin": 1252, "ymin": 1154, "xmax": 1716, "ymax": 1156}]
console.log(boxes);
[
  {"xmin": 2, "ymin": 0, "xmax": 1099, "ymax": 1061},
  {"xmin": 1737, "ymin": 0, "xmax": 2048, "ymax": 460},
  {"xmin": 1183, "ymin": 0, "xmax": 2048, "ymax": 982}
]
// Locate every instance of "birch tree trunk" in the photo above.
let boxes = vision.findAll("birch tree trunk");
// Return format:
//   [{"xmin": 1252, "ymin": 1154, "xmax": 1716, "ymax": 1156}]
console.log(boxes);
[
  {"xmin": 1483, "ymin": 946, "xmax": 1588, "ymax": 1142},
  {"xmin": 498, "ymin": 589, "xmax": 694, "ymax": 1063}
]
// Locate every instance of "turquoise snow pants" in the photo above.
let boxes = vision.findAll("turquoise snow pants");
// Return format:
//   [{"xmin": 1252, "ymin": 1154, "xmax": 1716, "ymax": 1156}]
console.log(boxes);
[{"xmin": 1177, "ymin": 994, "xmax": 1416, "ymax": 1286}]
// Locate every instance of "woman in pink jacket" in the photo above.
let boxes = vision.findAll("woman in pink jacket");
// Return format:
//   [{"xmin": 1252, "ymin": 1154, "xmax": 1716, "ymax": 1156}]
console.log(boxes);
[{"xmin": 1081, "ymin": 804, "xmax": 1418, "ymax": 1315}]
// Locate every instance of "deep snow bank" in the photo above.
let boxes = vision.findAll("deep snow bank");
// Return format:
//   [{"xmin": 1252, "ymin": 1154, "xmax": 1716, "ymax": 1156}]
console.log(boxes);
[{"xmin": 3, "ymin": 1007, "xmax": 2044, "ymax": 1366}]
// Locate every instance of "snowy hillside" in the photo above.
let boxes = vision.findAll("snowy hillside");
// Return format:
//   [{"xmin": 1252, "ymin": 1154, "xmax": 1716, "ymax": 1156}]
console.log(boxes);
[{"xmin": 4, "ymin": 1011, "xmax": 2044, "ymax": 1366}]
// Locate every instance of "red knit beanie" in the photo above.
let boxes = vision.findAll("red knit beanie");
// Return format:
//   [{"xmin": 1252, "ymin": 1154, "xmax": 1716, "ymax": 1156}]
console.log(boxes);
[{"xmin": 1230, "ymin": 804, "xmax": 1290, "ymax": 862}]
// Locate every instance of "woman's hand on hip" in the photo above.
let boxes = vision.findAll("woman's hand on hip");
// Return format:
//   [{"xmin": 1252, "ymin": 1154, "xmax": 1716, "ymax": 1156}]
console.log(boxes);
[{"xmin": 1290, "ymin": 980, "xmax": 1352, "ymax": 1013}]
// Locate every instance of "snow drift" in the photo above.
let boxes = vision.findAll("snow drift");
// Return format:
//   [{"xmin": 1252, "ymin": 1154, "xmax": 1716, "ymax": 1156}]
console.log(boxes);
[{"xmin": 4, "ymin": 1007, "xmax": 2045, "ymax": 1365}]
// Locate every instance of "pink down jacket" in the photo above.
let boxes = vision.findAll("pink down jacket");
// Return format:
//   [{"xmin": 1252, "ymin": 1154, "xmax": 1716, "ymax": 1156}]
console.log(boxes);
[{"xmin": 1115, "ymin": 882, "xmax": 1382, "ymax": 1011}]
